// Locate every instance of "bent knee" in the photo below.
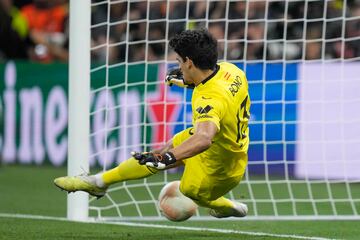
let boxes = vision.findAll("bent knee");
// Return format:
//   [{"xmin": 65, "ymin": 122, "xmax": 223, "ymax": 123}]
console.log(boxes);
[
  {"xmin": 179, "ymin": 182, "xmax": 212, "ymax": 204},
  {"xmin": 179, "ymin": 182, "xmax": 192, "ymax": 198},
  {"xmin": 179, "ymin": 182, "xmax": 199, "ymax": 201}
]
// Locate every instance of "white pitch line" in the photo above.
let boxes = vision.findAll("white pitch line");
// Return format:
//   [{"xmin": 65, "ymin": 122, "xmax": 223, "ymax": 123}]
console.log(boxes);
[{"xmin": 0, "ymin": 213, "xmax": 336, "ymax": 240}]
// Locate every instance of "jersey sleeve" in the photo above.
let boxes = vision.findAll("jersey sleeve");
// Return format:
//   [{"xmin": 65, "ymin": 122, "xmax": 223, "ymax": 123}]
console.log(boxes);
[{"xmin": 192, "ymin": 94, "xmax": 226, "ymax": 131}]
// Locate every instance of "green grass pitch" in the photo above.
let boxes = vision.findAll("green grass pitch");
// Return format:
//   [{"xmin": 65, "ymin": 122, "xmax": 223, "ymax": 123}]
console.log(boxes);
[{"xmin": 0, "ymin": 165, "xmax": 359, "ymax": 240}]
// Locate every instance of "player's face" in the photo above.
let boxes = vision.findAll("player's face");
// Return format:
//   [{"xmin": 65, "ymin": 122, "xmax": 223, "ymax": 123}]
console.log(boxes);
[{"xmin": 175, "ymin": 54, "xmax": 193, "ymax": 84}]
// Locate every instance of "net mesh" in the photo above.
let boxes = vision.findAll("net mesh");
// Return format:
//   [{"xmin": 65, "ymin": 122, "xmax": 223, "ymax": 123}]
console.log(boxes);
[{"xmin": 88, "ymin": 0, "xmax": 360, "ymax": 220}]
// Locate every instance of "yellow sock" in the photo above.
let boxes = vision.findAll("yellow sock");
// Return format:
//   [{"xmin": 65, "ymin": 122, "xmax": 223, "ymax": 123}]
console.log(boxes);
[
  {"xmin": 194, "ymin": 196, "xmax": 234, "ymax": 214},
  {"xmin": 102, "ymin": 157, "xmax": 158, "ymax": 186}
]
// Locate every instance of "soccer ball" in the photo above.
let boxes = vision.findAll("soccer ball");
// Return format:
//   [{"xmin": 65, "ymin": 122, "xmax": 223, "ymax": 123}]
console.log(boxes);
[{"xmin": 158, "ymin": 181, "xmax": 198, "ymax": 222}]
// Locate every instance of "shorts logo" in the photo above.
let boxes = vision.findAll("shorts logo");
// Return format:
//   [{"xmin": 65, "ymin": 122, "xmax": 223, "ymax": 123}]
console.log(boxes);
[{"xmin": 196, "ymin": 105, "xmax": 213, "ymax": 114}]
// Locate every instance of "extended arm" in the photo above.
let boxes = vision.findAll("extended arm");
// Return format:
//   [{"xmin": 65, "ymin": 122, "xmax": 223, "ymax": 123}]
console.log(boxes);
[
  {"xmin": 169, "ymin": 121, "xmax": 217, "ymax": 161},
  {"xmin": 132, "ymin": 121, "xmax": 217, "ymax": 169}
]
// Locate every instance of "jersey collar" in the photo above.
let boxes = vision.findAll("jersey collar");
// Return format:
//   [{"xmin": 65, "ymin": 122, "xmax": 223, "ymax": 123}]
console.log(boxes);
[{"xmin": 200, "ymin": 64, "xmax": 220, "ymax": 85}]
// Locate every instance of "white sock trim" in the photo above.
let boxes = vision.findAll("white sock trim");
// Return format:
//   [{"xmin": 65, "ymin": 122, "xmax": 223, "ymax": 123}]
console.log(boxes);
[{"xmin": 94, "ymin": 173, "xmax": 107, "ymax": 188}]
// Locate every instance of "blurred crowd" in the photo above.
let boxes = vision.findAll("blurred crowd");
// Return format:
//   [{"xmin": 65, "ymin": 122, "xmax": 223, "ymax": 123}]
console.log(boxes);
[
  {"xmin": 0, "ymin": 0, "xmax": 68, "ymax": 62},
  {"xmin": 0, "ymin": 0, "xmax": 359, "ymax": 63}
]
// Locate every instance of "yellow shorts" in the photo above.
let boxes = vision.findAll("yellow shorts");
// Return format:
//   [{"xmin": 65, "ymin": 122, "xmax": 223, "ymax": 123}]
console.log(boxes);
[{"xmin": 172, "ymin": 128, "xmax": 244, "ymax": 201}]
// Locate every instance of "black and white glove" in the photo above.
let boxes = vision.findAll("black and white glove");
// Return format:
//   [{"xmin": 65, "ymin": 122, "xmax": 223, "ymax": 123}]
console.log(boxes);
[
  {"xmin": 165, "ymin": 68, "xmax": 195, "ymax": 89},
  {"xmin": 131, "ymin": 151, "xmax": 177, "ymax": 170}
]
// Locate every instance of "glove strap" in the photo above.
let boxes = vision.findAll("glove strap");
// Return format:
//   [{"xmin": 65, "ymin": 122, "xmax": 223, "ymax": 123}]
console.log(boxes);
[{"xmin": 162, "ymin": 152, "xmax": 177, "ymax": 165}]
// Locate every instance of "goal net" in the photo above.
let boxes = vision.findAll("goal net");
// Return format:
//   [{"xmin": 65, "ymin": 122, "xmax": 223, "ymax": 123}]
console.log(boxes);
[{"xmin": 70, "ymin": 0, "xmax": 360, "ymax": 220}]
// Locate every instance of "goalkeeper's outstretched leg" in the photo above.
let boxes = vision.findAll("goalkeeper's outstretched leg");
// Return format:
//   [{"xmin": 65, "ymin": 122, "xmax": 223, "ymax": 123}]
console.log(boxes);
[
  {"xmin": 54, "ymin": 174, "xmax": 108, "ymax": 199},
  {"xmin": 54, "ymin": 157, "xmax": 159, "ymax": 198},
  {"xmin": 54, "ymin": 139, "xmax": 177, "ymax": 197}
]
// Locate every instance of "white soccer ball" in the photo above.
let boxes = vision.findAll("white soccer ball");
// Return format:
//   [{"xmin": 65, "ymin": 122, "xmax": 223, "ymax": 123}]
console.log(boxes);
[{"xmin": 158, "ymin": 181, "xmax": 198, "ymax": 222}]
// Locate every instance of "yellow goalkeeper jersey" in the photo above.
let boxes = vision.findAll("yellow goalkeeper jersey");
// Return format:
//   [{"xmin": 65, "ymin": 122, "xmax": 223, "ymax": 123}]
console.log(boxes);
[{"xmin": 192, "ymin": 61, "xmax": 250, "ymax": 178}]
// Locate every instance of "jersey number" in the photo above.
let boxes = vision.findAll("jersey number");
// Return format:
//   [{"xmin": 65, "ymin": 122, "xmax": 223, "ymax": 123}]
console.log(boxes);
[{"xmin": 236, "ymin": 95, "xmax": 250, "ymax": 143}]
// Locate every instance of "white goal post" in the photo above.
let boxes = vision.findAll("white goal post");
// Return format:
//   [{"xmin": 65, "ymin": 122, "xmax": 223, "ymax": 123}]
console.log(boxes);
[
  {"xmin": 68, "ymin": 0, "xmax": 360, "ymax": 221},
  {"xmin": 68, "ymin": 0, "xmax": 91, "ymax": 221}
]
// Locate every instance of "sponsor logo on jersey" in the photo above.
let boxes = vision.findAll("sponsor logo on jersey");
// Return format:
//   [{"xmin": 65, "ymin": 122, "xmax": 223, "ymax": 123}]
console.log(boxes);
[
  {"xmin": 197, "ymin": 115, "xmax": 213, "ymax": 119},
  {"xmin": 196, "ymin": 105, "xmax": 213, "ymax": 114}
]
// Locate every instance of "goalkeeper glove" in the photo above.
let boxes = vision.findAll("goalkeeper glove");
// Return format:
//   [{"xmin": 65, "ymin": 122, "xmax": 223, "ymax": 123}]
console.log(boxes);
[
  {"xmin": 131, "ymin": 151, "xmax": 177, "ymax": 170},
  {"xmin": 165, "ymin": 68, "xmax": 195, "ymax": 89}
]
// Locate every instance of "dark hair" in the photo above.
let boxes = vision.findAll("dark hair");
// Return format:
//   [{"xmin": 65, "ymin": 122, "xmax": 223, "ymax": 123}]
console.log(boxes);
[{"xmin": 169, "ymin": 29, "xmax": 218, "ymax": 70}]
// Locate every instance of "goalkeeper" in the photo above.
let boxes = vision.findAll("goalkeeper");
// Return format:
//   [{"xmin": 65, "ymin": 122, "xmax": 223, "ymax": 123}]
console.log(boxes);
[{"xmin": 55, "ymin": 29, "xmax": 251, "ymax": 218}]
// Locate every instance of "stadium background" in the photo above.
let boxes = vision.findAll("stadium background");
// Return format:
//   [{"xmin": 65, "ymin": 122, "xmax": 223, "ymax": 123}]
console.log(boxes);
[
  {"xmin": 0, "ymin": 61, "xmax": 297, "ymax": 173},
  {"xmin": 1, "ymin": 0, "xmax": 359, "ymax": 167}
]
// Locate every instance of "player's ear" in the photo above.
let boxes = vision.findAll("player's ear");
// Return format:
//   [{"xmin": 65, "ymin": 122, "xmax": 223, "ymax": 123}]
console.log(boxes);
[{"xmin": 185, "ymin": 57, "xmax": 193, "ymax": 69}]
